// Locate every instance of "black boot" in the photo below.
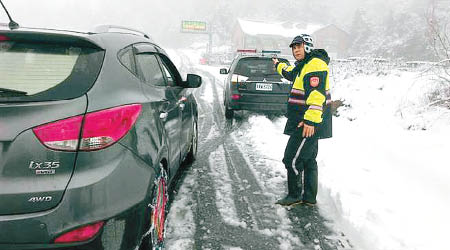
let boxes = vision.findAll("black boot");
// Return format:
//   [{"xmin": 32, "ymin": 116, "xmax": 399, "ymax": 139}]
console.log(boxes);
[
  {"xmin": 287, "ymin": 167, "xmax": 301, "ymax": 198},
  {"xmin": 302, "ymin": 159, "xmax": 318, "ymax": 204},
  {"xmin": 276, "ymin": 168, "xmax": 302, "ymax": 206},
  {"xmin": 275, "ymin": 195, "xmax": 302, "ymax": 206}
]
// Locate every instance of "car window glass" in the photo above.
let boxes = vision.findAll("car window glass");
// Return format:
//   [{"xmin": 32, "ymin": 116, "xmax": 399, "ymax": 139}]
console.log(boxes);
[
  {"xmin": 0, "ymin": 41, "xmax": 103, "ymax": 102},
  {"xmin": 157, "ymin": 54, "xmax": 182, "ymax": 87},
  {"xmin": 118, "ymin": 46, "xmax": 136, "ymax": 75},
  {"xmin": 135, "ymin": 53, "xmax": 166, "ymax": 86},
  {"xmin": 0, "ymin": 42, "xmax": 80, "ymax": 95},
  {"xmin": 234, "ymin": 57, "xmax": 289, "ymax": 79},
  {"xmin": 160, "ymin": 61, "xmax": 175, "ymax": 87}
]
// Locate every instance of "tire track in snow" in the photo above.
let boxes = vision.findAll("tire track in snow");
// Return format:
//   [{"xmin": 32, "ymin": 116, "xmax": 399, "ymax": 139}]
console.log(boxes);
[
  {"xmin": 201, "ymin": 68, "xmax": 353, "ymax": 250},
  {"xmin": 167, "ymin": 57, "xmax": 280, "ymax": 249},
  {"xmin": 195, "ymin": 70, "xmax": 280, "ymax": 249},
  {"xmin": 200, "ymin": 69, "xmax": 302, "ymax": 249},
  {"xmin": 167, "ymin": 52, "xmax": 352, "ymax": 250}
]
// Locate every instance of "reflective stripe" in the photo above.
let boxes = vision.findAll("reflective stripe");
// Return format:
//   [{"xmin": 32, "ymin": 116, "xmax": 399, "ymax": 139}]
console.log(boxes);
[
  {"xmin": 290, "ymin": 96, "xmax": 330, "ymax": 106},
  {"xmin": 309, "ymin": 105, "xmax": 323, "ymax": 111},
  {"xmin": 288, "ymin": 98, "xmax": 306, "ymax": 105},
  {"xmin": 291, "ymin": 89, "xmax": 305, "ymax": 95},
  {"xmin": 291, "ymin": 138, "xmax": 307, "ymax": 175}
]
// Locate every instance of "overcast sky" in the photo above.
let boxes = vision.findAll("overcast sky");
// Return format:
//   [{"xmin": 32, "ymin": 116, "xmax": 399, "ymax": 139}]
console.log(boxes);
[
  {"xmin": 0, "ymin": 0, "xmax": 440, "ymax": 53},
  {"xmin": 0, "ymin": 0, "xmax": 388, "ymax": 42}
]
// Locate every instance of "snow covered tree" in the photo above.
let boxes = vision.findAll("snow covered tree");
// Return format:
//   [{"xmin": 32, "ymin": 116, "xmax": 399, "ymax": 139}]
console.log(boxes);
[
  {"xmin": 349, "ymin": 8, "xmax": 372, "ymax": 56},
  {"xmin": 427, "ymin": 0, "xmax": 450, "ymax": 62},
  {"xmin": 426, "ymin": 0, "xmax": 450, "ymax": 107}
]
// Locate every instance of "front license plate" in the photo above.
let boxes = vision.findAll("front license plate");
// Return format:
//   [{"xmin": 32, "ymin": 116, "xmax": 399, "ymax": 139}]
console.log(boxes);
[{"xmin": 255, "ymin": 83, "xmax": 273, "ymax": 91}]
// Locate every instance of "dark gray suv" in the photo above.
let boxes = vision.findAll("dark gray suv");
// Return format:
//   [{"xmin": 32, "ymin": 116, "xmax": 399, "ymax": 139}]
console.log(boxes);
[
  {"xmin": 0, "ymin": 24, "xmax": 201, "ymax": 250},
  {"xmin": 220, "ymin": 52, "xmax": 292, "ymax": 119}
]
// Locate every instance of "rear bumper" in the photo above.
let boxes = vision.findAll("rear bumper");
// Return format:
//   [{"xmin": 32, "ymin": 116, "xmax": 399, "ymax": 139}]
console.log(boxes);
[
  {"xmin": 230, "ymin": 101, "xmax": 287, "ymax": 112},
  {"xmin": 0, "ymin": 144, "xmax": 155, "ymax": 249},
  {"xmin": 227, "ymin": 92, "xmax": 288, "ymax": 112},
  {"xmin": 228, "ymin": 94, "xmax": 288, "ymax": 112}
]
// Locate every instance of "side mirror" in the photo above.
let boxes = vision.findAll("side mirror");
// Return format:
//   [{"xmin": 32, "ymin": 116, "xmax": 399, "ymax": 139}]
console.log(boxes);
[
  {"xmin": 184, "ymin": 74, "xmax": 202, "ymax": 88},
  {"xmin": 220, "ymin": 68, "xmax": 228, "ymax": 74}
]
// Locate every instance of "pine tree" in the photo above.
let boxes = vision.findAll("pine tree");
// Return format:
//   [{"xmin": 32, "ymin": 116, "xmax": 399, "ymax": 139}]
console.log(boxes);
[{"xmin": 349, "ymin": 8, "xmax": 372, "ymax": 56}]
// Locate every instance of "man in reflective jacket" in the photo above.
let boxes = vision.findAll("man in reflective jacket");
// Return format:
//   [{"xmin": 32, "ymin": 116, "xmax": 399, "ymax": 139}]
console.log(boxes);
[{"xmin": 273, "ymin": 34, "xmax": 332, "ymax": 206}]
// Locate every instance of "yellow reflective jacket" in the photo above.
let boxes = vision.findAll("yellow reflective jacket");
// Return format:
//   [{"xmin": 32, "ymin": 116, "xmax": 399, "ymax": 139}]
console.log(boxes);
[{"xmin": 276, "ymin": 49, "xmax": 332, "ymax": 138}]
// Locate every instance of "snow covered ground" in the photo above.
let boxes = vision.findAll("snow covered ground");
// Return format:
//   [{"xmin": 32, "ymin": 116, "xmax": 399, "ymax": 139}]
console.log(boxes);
[
  {"xmin": 319, "ymin": 63, "xmax": 450, "ymax": 250},
  {"xmin": 167, "ymin": 49, "xmax": 450, "ymax": 250}
]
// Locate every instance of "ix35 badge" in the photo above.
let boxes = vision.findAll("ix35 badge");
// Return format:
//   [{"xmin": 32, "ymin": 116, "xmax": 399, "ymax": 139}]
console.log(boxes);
[{"xmin": 29, "ymin": 161, "xmax": 60, "ymax": 175}]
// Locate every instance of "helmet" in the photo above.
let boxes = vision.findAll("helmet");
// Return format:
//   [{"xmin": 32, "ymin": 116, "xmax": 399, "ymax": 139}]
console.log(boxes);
[{"xmin": 289, "ymin": 34, "xmax": 314, "ymax": 53}]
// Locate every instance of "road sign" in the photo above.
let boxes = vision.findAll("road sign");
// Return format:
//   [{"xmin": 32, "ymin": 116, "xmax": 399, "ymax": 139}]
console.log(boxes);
[{"xmin": 181, "ymin": 21, "xmax": 208, "ymax": 33}]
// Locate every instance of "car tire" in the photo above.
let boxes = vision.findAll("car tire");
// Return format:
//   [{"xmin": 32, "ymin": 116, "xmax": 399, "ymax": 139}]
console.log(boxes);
[
  {"xmin": 148, "ymin": 164, "xmax": 169, "ymax": 250},
  {"xmin": 225, "ymin": 103, "xmax": 234, "ymax": 119},
  {"xmin": 184, "ymin": 120, "xmax": 198, "ymax": 164}
]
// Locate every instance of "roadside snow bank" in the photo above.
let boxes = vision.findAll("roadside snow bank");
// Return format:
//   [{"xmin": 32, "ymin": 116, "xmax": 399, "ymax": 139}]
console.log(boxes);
[
  {"xmin": 170, "ymin": 48, "xmax": 450, "ymax": 250},
  {"xmin": 318, "ymin": 67, "xmax": 450, "ymax": 250},
  {"xmin": 224, "ymin": 64, "xmax": 450, "ymax": 250}
]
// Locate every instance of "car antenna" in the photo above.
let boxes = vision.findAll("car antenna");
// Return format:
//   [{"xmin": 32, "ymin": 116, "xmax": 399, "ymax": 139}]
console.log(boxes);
[{"xmin": 0, "ymin": 0, "xmax": 19, "ymax": 30}]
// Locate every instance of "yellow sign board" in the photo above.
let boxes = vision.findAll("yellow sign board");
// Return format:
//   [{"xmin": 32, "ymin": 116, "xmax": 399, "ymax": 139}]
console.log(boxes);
[{"xmin": 181, "ymin": 21, "xmax": 207, "ymax": 33}]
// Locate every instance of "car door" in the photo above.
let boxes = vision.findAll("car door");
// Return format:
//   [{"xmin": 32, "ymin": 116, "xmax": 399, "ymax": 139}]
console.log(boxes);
[
  {"xmin": 156, "ymin": 53, "xmax": 192, "ymax": 159},
  {"xmin": 134, "ymin": 44, "xmax": 182, "ymax": 172}
]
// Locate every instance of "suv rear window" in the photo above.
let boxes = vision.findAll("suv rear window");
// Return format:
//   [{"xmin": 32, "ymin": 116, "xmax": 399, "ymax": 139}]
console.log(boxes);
[
  {"xmin": 234, "ymin": 57, "xmax": 290, "ymax": 79},
  {"xmin": 0, "ymin": 41, "xmax": 104, "ymax": 102}
]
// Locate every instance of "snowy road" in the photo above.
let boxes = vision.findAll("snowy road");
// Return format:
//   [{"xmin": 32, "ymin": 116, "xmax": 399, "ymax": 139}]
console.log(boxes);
[{"xmin": 164, "ymin": 52, "xmax": 352, "ymax": 250}]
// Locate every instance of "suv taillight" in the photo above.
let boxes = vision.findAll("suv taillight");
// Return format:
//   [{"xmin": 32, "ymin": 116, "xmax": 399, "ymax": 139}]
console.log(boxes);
[
  {"xmin": 32, "ymin": 116, "xmax": 83, "ymax": 151},
  {"xmin": 0, "ymin": 35, "xmax": 10, "ymax": 41},
  {"xmin": 231, "ymin": 94, "xmax": 241, "ymax": 100},
  {"xmin": 33, "ymin": 104, "xmax": 142, "ymax": 151},
  {"xmin": 80, "ymin": 104, "xmax": 142, "ymax": 151}
]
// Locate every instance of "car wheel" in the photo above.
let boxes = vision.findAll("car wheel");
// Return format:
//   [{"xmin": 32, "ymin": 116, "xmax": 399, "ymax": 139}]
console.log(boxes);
[
  {"xmin": 225, "ymin": 104, "xmax": 234, "ymax": 119},
  {"xmin": 149, "ymin": 164, "xmax": 169, "ymax": 250},
  {"xmin": 185, "ymin": 120, "xmax": 198, "ymax": 164}
]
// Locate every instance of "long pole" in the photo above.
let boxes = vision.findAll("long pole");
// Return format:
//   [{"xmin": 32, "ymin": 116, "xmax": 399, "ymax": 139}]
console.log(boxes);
[{"xmin": 208, "ymin": 29, "xmax": 212, "ymax": 54}]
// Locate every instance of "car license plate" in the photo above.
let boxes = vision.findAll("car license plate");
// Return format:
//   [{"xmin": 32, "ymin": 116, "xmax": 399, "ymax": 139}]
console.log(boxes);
[{"xmin": 255, "ymin": 83, "xmax": 272, "ymax": 91}]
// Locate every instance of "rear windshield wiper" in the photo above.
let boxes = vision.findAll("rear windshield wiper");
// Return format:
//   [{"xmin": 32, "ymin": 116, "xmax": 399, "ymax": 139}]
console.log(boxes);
[{"xmin": 0, "ymin": 87, "xmax": 28, "ymax": 96}]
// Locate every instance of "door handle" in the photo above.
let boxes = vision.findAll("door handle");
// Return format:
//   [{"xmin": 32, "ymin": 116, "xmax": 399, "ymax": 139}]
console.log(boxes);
[{"xmin": 159, "ymin": 112, "xmax": 168, "ymax": 120}]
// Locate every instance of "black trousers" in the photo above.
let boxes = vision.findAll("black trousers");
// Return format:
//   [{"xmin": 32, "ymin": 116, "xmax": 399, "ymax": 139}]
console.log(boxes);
[{"xmin": 282, "ymin": 135, "xmax": 318, "ymax": 203}]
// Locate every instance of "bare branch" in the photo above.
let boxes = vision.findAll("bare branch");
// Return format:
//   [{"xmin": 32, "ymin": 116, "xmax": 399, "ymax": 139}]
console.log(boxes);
[
  {"xmin": 436, "ymin": 74, "xmax": 450, "ymax": 84},
  {"xmin": 426, "ymin": 2, "xmax": 450, "ymax": 61},
  {"xmin": 427, "ymin": 98, "xmax": 450, "ymax": 107}
]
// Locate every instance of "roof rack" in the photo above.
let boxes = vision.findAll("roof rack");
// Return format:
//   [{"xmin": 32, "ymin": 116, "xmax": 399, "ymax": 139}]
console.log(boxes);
[
  {"xmin": 237, "ymin": 49, "xmax": 257, "ymax": 53},
  {"xmin": 94, "ymin": 25, "xmax": 151, "ymax": 40},
  {"xmin": 235, "ymin": 49, "xmax": 292, "ymax": 59},
  {"xmin": 236, "ymin": 49, "xmax": 282, "ymax": 55}
]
